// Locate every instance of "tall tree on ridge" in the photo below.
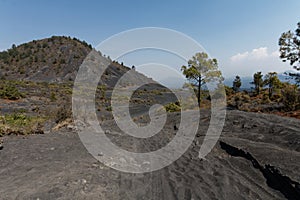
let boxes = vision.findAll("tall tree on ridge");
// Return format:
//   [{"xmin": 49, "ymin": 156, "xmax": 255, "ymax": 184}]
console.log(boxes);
[{"xmin": 181, "ymin": 52, "xmax": 223, "ymax": 106}]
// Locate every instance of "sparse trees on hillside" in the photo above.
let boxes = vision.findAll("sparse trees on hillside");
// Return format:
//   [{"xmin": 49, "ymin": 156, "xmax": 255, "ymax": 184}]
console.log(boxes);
[
  {"xmin": 251, "ymin": 72, "xmax": 263, "ymax": 95},
  {"xmin": 8, "ymin": 44, "xmax": 18, "ymax": 58},
  {"xmin": 181, "ymin": 52, "xmax": 223, "ymax": 106},
  {"xmin": 279, "ymin": 21, "xmax": 300, "ymax": 84},
  {"xmin": 232, "ymin": 75, "xmax": 242, "ymax": 92}
]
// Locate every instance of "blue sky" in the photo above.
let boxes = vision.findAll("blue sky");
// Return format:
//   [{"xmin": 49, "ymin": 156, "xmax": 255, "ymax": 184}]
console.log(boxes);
[{"xmin": 1, "ymin": 0, "xmax": 300, "ymax": 83}]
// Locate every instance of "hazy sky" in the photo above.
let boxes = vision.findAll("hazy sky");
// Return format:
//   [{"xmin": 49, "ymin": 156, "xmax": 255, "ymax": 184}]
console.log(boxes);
[{"xmin": 1, "ymin": 0, "xmax": 300, "ymax": 82}]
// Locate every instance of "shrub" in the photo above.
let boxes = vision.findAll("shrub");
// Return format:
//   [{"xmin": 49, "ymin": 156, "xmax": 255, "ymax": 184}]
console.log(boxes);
[
  {"xmin": 225, "ymin": 86, "xmax": 234, "ymax": 96},
  {"xmin": 5, "ymin": 112, "xmax": 27, "ymax": 125},
  {"xmin": 270, "ymin": 92, "xmax": 282, "ymax": 101},
  {"xmin": 106, "ymin": 106, "xmax": 112, "ymax": 111},
  {"xmin": 152, "ymin": 90, "xmax": 163, "ymax": 95},
  {"xmin": 229, "ymin": 93, "xmax": 251, "ymax": 109},
  {"xmin": 242, "ymin": 94, "xmax": 251, "ymax": 103},
  {"xmin": 98, "ymin": 85, "xmax": 106, "ymax": 100},
  {"xmin": 281, "ymin": 85, "xmax": 300, "ymax": 111},
  {"xmin": 50, "ymin": 92, "xmax": 57, "ymax": 102},
  {"xmin": 234, "ymin": 93, "xmax": 250, "ymax": 103},
  {"xmin": 54, "ymin": 106, "xmax": 72, "ymax": 123},
  {"xmin": 262, "ymin": 93, "xmax": 271, "ymax": 104},
  {"xmin": 0, "ymin": 112, "xmax": 45, "ymax": 135},
  {"xmin": 0, "ymin": 83, "xmax": 25, "ymax": 100},
  {"xmin": 164, "ymin": 101, "xmax": 181, "ymax": 112},
  {"xmin": 239, "ymin": 103, "xmax": 251, "ymax": 112},
  {"xmin": 42, "ymin": 43, "xmax": 48, "ymax": 48}
]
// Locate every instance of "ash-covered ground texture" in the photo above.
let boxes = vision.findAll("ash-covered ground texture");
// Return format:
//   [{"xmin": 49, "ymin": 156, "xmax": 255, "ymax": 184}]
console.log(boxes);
[{"xmin": 0, "ymin": 110, "xmax": 300, "ymax": 200}]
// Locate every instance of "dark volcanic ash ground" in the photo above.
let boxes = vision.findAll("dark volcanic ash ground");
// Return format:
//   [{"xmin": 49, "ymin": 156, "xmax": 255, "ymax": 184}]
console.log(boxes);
[{"xmin": 0, "ymin": 110, "xmax": 299, "ymax": 200}]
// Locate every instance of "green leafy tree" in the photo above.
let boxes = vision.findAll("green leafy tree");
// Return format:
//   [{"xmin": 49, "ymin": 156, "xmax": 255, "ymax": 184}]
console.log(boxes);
[
  {"xmin": 232, "ymin": 75, "xmax": 242, "ymax": 92},
  {"xmin": 251, "ymin": 72, "xmax": 263, "ymax": 95},
  {"xmin": 279, "ymin": 22, "xmax": 300, "ymax": 84},
  {"xmin": 281, "ymin": 84, "xmax": 300, "ymax": 111},
  {"xmin": 181, "ymin": 52, "xmax": 223, "ymax": 106},
  {"xmin": 263, "ymin": 72, "xmax": 282, "ymax": 98}
]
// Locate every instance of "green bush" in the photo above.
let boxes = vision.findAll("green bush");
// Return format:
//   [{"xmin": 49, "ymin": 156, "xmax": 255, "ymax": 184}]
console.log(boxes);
[
  {"xmin": 0, "ymin": 112, "xmax": 45, "ymax": 135},
  {"xmin": 281, "ymin": 85, "xmax": 300, "ymax": 111},
  {"xmin": 164, "ymin": 101, "xmax": 181, "ymax": 112},
  {"xmin": 0, "ymin": 83, "xmax": 25, "ymax": 100},
  {"xmin": 5, "ymin": 112, "xmax": 28, "ymax": 126}
]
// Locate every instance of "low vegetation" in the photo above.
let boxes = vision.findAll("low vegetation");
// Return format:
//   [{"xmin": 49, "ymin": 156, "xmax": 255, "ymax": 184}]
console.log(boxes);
[
  {"xmin": 226, "ymin": 74, "xmax": 300, "ymax": 118},
  {"xmin": 0, "ymin": 81, "xmax": 25, "ymax": 100},
  {"xmin": 281, "ymin": 84, "xmax": 300, "ymax": 111},
  {"xmin": 0, "ymin": 112, "xmax": 46, "ymax": 136},
  {"xmin": 164, "ymin": 101, "xmax": 181, "ymax": 112}
]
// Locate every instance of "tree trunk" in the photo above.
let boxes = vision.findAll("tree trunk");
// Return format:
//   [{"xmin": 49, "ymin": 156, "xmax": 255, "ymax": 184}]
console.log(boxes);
[
  {"xmin": 198, "ymin": 77, "xmax": 201, "ymax": 106},
  {"xmin": 269, "ymin": 83, "xmax": 273, "ymax": 98},
  {"xmin": 257, "ymin": 85, "xmax": 260, "ymax": 95}
]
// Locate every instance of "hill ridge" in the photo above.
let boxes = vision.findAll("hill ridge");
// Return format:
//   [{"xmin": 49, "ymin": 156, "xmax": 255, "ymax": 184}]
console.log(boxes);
[{"xmin": 0, "ymin": 35, "xmax": 144, "ymax": 88}]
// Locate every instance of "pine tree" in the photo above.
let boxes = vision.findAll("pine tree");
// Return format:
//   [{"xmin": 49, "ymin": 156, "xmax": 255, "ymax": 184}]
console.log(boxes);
[
  {"xmin": 181, "ymin": 52, "xmax": 223, "ymax": 105},
  {"xmin": 232, "ymin": 75, "xmax": 242, "ymax": 92},
  {"xmin": 251, "ymin": 72, "xmax": 263, "ymax": 95}
]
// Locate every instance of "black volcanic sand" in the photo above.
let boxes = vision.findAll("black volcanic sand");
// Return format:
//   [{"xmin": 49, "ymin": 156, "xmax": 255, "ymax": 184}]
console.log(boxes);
[{"xmin": 0, "ymin": 110, "xmax": 300, "ymax": 200}]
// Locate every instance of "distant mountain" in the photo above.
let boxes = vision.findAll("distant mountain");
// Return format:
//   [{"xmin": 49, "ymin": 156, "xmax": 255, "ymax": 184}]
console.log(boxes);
[
  {"xmin": 224, "ymin": 72, "xmax": 297, "ymax": 90},
  {"xmin": 0, "ymin": 36, "xmax": 153, "ymax": 88}
]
